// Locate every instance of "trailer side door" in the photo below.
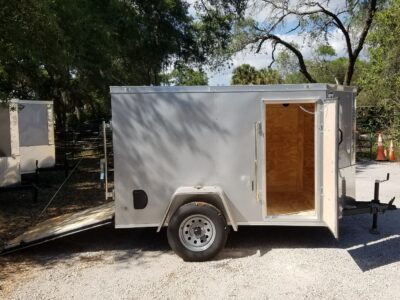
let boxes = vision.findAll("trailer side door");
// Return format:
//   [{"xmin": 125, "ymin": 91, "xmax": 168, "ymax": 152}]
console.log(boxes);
[{"xmin": 320, "ymin": 99, "xmax": 339, "ymax": 238}]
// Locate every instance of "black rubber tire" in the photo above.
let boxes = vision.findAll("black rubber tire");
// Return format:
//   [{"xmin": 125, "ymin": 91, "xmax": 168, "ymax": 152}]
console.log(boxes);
[{"xmin": 167, "ymin": 203, "xmax": 229, "ymax": 262}]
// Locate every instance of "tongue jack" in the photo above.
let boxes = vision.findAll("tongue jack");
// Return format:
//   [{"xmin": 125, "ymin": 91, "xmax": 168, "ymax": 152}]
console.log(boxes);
[{"xmin": 370, "ymin": 173, "xmax": 395, "ymax": 234}]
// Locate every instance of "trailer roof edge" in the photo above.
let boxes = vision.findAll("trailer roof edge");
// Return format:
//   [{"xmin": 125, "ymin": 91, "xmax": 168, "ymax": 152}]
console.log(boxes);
[
  {"xmin": 110, "ymin": 84, "xmax": 356, "ymax": 94},
  {"xmin": 15, "ymin": 99, "xmax": 53, "ymax": 105}
]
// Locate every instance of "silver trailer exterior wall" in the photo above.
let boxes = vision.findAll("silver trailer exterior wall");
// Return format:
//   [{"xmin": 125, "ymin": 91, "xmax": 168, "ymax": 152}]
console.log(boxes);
[
  {"xmin": 111, "ymin": 84, "xmax": 355, "ymax": 236},
  {"xmin": 334, "ymin": 89, "xmax": 357, "ymax": 208},
  {"xmin": 17, "ymin": 100, "xmax": 55, "ymax": 174},
  {"xmin": 0, "ymin": 100, "xmax": 21, "ymax": 187}
]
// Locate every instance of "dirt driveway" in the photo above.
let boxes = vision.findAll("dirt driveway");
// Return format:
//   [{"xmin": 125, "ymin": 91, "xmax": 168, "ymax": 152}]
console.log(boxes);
[{"xmin": 1, "ymin": 162, "xmax": 400, "ymax": 299}]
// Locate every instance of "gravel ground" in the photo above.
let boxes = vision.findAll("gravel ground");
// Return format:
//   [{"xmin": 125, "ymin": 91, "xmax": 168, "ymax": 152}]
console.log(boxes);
[{"xmin": 2, "ymin": 162, "xmax": 400, "ymax": 299}]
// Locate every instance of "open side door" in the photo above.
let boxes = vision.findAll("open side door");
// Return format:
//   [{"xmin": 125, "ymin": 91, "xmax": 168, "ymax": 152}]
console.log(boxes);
[{"xmin": 320, "ymin": 99, "xmax": 339, "ymax": 238}]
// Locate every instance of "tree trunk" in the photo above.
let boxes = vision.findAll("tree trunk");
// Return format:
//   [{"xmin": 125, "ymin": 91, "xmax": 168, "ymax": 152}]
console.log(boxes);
[{"xmin": 344, "ymin": 57, "xmax": 356, "ymax": 86}]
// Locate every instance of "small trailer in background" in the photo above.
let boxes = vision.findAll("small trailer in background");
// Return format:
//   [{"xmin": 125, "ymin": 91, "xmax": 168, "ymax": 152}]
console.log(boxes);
[
  {"xmin": 0, "ymin": 99, "xmax": 55, "ymax": 183},
  {"xmin": 0, "ymin": 100, "xmax": 21, "ymax": 187},
  {"xmin": 17, "ymin": 100, "xmax": 55, "ymax": 174}
]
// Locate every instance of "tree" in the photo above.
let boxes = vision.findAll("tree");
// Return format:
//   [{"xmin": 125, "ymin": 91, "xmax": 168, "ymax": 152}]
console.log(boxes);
[
  {"xmin": 196, "ymin": 0, "xmax": 384, "ymax": 85},
  {"xmin": 231, "ymin": 64, "xmax": 258, "ymax": 84},
  {"xmin": 359, "ymin": 0, "xmax": 400, "ymax": 108},
  {"xmin": 231, "ymin": 64, "xmax": 281, "ymax": 84},
  {"xmin": 0, "ymin": 0, "xmax": 59, "ymax": 100},
  {"xmin": 275, "ymin": 50, "xmax": 305, "ymax": 83},
  {"xmin": 0, "ymin": 0, "xmax": 204, "ymax": 127},
  {"xmin": 255, "ymin": 68, "xmax": 281, "ymax": 84},
  {"xmin": 275, "ymin": 45, "xmax": 367, "ymax": 85},
  {"xmin": 162, "ymin": 64, "xmax": 208, "ymax": 85},
  {"xmin": 356, "ymin": 0, "xmax": 400, "ymax": 140}
]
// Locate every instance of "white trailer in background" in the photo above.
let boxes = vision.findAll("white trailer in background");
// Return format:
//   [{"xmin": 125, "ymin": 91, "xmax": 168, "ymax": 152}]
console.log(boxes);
[
  {"xmin": 0, "ymin": 100, "xmax": 21, "ymax": 187},
  {"xmin": 17, "ymin": 100, "xmax": 55, "ymax": 174},
  {"xmin": 0, "ymin": 99, "xmax": 55, "ymax": 185}
]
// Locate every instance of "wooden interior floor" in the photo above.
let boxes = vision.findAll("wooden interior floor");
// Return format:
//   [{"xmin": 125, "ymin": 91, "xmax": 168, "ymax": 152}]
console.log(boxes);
[{"xmin": 267, "ymin": 192, "xmax": 315, "ymax": 216}]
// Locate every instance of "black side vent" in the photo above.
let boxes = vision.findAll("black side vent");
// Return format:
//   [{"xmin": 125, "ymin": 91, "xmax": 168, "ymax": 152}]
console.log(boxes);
[{"xmin": 133, "ymin": 190, "xmax": 148, "ymax": 209}]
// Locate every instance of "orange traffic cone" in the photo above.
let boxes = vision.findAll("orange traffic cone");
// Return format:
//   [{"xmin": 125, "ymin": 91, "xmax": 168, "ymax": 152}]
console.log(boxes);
[
  {"xmin": 389, "ymin": 140, "xmax": 396, "ymax": 161},
  {"xmin": 376, "ymin": 133, "xmax": 387, "ymax": 161}
]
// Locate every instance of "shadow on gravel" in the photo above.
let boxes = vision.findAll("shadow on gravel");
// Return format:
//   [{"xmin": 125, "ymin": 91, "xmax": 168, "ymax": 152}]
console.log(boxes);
[
  {"xmin": 356, "ymin": 160, "xmax": 377, "ymax": 174},
  {"xmin": 221, "ymin": 213, "xmax": 400, "ymax": 273},
  {"xmin": 0, "ymin": 226, "xmax": 168, "ymax": 284},
  {"xmin": 2, "ymin": 209, "xmax": 399, "ymax": 274},
  {"xmin": 356, "ymin": 161, "xmax": 399, "ymax": 176},
  {"xmin": 339, "ymin": 210, "xmax": 400, "ymax": 272}
]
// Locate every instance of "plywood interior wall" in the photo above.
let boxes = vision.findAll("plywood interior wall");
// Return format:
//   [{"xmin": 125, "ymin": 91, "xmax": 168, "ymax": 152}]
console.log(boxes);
[{"xmin": 266, "ymin": 103, "xmax": 315, "ymax": 215}]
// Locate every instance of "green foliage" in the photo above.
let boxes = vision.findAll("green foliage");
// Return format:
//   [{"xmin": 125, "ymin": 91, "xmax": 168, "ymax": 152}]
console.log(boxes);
[
  {"xmin": 275, "ymin": 50, "xmax": 307, "ymax": 83},
  {"xmin": 231, "ymin": 64, "xmax": 281, "ymax": 85},
  {"xmin": 162, "ymin": 65, "xmax": 208, "ymax": 86},
  {"xmin": 359, "ymin": 0, "xmax": 400, "ymax": 108},
  {"xmin": 356, "ymin": 0, "xmax": 400, "ymax": 141},
  {"xmin": 197, "ymin": 0, "xmax": 384, "ymax": 85},
  {"xmin": 275, "ymin": 48, "xmax": 367, "ymax": 85},
  {"xmin": 254, "ymin": 68, "xmax": 282, "ymax": 84},
  {"xmin": 316, "ymin": 45, "xmax": 336, "ymax": 57},
  {"xmin": 192, "ymin": 2, "xmax": 241, "ymax": 71},
  {"xmin": 357, "ymin": 106, "xmax": 399, "ymax": 134},
  {"xmin": 231, "ymin": 64, "xmax": 257, "ymax": 85},
  {"xmin": 308, "ymin": 58, "xmax": 348, "ymax": 84},
  {"xmin": 0, "ymin": 0, "xmax": 203, "ymax": 126}
]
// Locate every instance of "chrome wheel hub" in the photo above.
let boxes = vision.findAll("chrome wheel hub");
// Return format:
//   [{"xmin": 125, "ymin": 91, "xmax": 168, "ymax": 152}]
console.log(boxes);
[{"xmin": 179, "ymin": 214, "xmax": 216, "ymax": 252}]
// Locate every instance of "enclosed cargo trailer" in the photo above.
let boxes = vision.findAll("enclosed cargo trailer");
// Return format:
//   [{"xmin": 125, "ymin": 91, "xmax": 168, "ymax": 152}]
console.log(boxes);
[
  {"xmin": 2, "ymin": 84, "xmax": 396, "ymax": 260},
  {"xmin": 109, "ymin": 84, "xmax": 356, "ymax": 261}
]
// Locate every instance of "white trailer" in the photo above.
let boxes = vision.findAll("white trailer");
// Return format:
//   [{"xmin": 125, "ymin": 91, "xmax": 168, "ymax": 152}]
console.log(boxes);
[
  {"xmin": 3, "ymin": 84, "xmax": 396, "ymax": 260},
  {"xmin": 0, "ymin": 99, "xmax": 55, "ymax": 184},
  {"xmin": 109, "ymin": 84, "xmax": 356, "ymax": 261}
]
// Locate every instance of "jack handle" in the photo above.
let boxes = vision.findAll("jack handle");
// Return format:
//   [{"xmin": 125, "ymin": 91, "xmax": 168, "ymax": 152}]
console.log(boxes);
[{"xmin": 376, "ymin": 173, "xmax": 390, "ymax": 184}]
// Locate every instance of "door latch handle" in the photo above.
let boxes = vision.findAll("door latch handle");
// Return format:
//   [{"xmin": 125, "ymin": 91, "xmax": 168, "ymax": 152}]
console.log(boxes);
[{"xmin": 338, "ymin": 128, "xmax": 343, "ymax": 145}]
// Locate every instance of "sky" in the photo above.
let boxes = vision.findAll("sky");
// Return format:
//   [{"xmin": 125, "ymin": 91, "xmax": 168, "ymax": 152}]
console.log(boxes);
[
  {"xmin": 185, "ymin": 0, "xmax": 349, "ymax": 85},
  {"xmin": 207, "ymin": 29, "xmax": 347, "ymax": 85}
]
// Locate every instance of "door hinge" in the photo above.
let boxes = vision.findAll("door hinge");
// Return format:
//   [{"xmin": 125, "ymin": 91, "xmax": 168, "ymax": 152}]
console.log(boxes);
[{"xmin": 256, "ymin": 191, "xmax": 262, "ymax": 203}]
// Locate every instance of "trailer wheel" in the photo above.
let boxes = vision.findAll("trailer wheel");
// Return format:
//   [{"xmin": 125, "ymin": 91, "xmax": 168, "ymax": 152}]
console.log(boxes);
[{"xmin": 167, "ymin": 203, "xmax": 229, "ymax": 262}]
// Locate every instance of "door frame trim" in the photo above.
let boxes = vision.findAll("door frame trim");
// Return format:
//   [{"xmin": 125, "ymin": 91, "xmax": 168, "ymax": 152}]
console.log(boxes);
[{"xmin": 260, "ymin": 97, "xmax": 321, "ymax": 221}]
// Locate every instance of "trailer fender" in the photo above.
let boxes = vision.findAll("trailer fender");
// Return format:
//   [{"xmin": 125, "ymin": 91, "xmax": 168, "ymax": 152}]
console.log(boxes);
[{"xmin": 157, "ymin": 186, "xmax": 237, "ymax": 232}]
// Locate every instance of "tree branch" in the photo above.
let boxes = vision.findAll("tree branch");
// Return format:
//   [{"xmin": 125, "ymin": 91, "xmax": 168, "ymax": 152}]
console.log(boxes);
[
  {"xmin": 269, "ymin": 42, "xmax": 277, "ymax": 68},
  {"xmin": 352, "ymin": 0, "xmax": 377, "ymax": 59},
  {"xmin": 255, "ymin": 34, "xmax": 316, "ymax": 83},
  {"xmin": 311, "ymin": 2, "xmax": 353, "ymax": 58},
  {"xmin": 344, "ymin": 0, "xmax": 377, "ymax": 85},
  {"xmin": 267, "ymin": 12, "xmax": 292, "ymax": 33},
  {"xmin": 285, "ymin": 21, "xmax": 301, "ymax": 34},
  {"xmin": 263, "ymin": 1, "xmax": 354, "ymax": 58}
]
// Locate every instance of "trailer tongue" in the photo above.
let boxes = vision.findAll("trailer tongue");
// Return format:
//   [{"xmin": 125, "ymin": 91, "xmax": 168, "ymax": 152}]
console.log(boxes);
[
  {"xmin": 1, "ymin": 202, "xmax": 114, "ymax": 255},
  {"xmin": 342, "ymin": 173, "xmax": 397, "ymax": 234}
]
